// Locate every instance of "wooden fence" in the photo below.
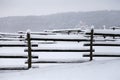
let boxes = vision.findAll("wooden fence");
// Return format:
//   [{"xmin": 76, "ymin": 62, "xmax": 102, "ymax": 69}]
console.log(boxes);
[
  {"xmin": 83, "ymin": 29, "xmax": 120, "ymax": 59},
  {"xmin": 0, "ymin": 33, "xmax": 38, "ymax": 70},
  {"xmin": 25, "ymin": 32, "xmax": 94, "ymax": 69},
  {"xmin": 1, "ymin": 28, "xmax": 120, "ymax": 70}
]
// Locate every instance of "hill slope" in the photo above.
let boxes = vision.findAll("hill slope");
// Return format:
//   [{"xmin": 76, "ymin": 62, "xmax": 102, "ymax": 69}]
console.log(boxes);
[{"xmin": 0, "ymin": 10, "xmax": 120, "ymax": 32}]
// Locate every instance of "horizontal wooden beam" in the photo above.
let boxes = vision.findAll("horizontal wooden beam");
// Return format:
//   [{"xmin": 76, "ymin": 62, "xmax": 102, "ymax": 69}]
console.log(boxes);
[
  {"xmin": 25, "ymin": 60, "xmax": 87, "ymax": 64},
  {"xmin": 0, "ymin": 55, "xmax": 38, "ymax": 58},
  {"xmin": 0, "ymin": 38, "xmax": 25, "ymax": 41},
  {"xmin": 0, "ymin": 67, "xmax": 28, "ymax": 70},
  {"xmin": 83, "ymin": 54, "xmax": 120, "ymax": 57},
  {"xmin": 24, "ymin": 49, "xmax": 94, "ymax": 52},
  {"xmin": 86, "ymin": 32, "xmax": 120, "ymax": 36},
  {"xmin": 0, "ymin": 44, "xmax": 38, "ymax": 47},
  {"xmin": 84, "ymin": 43, "xmax": 120, "ymax": 46},
  {"xmin": 30, "ymin": 38, "xmax": 90, "ymax": 42},
  {"xmin": 94, "ymin": 39, "xmax": 115, "ymax": 42},
  {"xmin": 29, "ymin": 38, "xmax": 116, "ymax": 42}
]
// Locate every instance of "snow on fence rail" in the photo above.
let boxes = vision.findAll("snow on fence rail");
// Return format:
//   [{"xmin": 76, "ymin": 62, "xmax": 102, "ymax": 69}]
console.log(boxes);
[
  {"xmin": 44, "ymin": 28, "xmax": 83, "ymax": 34},
  {"xmin": 0, "ymin": 41, "xmax": 38, "ymax": 47},
  {"xmin": 29, "ymin": 34, "xmax": 90, "ymax": 42},
  {"xmin": 25, "ymin": 59, "xmax": 87, "ymax": 64},
  {"xmin": 18, "ymin": 31, "xmax": 56, "ymax": 35},
  {"xmin": 24, "ymin": 48, "xmax": 94, "ymax": 52},
  {"xmin": 25, "ymin": 31, "xmax": 94, "ymax": 68},
  {"xmin": 0, "ymin": 54, "xmax": 38, "ymax": 58},
  {"xmin": 0, "ymin": 32, "xmax": 25, "ymax": 38},
  {"xmin": 0, "ymin": 32, "xmax": 92, "ymax": 70},
  {"xmin": 1, "ymin": 28, "xmax": 120, "ymax": 70},
  {"xmin": 0, "ymin": 38, "xmax": 25, "ymax": 41},
  {"xmin": 83, "ymin": 29, "xmax": 120, "ymax": 58},
  {"xmin": 85, "ymin": 29, "xmax": 120, "ymax": 36},
  {"xmin": 0, "ymin": 34, "xmax": 39, "ymax": 70},
  {"xmin": 84, "ymin": 42, "xmax": 120, "ymax": 46},
  {"xmin": 83, "ymin": 54, "xmax": 120, "ymax": 57}
]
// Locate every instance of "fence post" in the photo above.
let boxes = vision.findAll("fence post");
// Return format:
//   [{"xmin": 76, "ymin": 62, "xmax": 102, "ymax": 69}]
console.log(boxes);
[
  {"xmin": 112, "ymin": 27, "xmax": 115, "ymax": 39},
  {"xmin": 90, "ymin": 29, "xmax": 94, "ymax": 61},
  {"xmin": 27, "ymin": 32, "xmax": 32, "ymax": 69}
]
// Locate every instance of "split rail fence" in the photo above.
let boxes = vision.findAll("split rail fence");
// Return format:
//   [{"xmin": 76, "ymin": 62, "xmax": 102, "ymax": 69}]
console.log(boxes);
[
  {"xmin": 1, "ymin": 29, "xmax": 120, "ymax": 70},
  {"xmin": 83, "ymin": 29, "xmax": 120, "ymax": 58}
]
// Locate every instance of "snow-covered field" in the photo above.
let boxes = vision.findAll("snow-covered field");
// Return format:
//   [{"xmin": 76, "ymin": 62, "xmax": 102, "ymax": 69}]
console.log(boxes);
[
  {"xmin": 0, "ymin": 31, "xmax": 120, "ymax": 80},
  {"xmin": 0, "ymin": 59, "xmax": 120, "ymax": 80}
]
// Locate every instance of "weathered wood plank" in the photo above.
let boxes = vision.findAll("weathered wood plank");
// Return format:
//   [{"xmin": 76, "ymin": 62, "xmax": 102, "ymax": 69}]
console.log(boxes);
[
  {"xmin": 85, "ymin": 29, "xmax": 120, "ymax": 36},
  {"xmin": 83, "ymin": 54, "xmax": 120, "ymax": 57},
  {"xmin": 30, "ymin": 38, "xmax": 90, "ymax": 42},
  {"xmin": 24, "ymin": 49, "xmax": 94, "ymax": 52},
  {"xmin": 90, "ymin": 29, "xmax": 94, "ymax": 61},
  {"xmin": 84, "ymin": 43, "xmax": 120, "ymax": 46},
  {"xmin": 0, "ymin": 67, "xmax": 28, "ymax": 70},
  {"xmin": 86, "ymin": 33, "xmax": 120, "ymax": 36},
  {"xmin": 25, "ymin": 60, "xmax": 88, "ymax": 64},
  {"xmin": 0, "ymin": 55, "xmax": 38, "ymax": 58},
  {"xmin": 0, "ymin": 44, "xmax": 38, "ymax": 47},
  {"xmin": 27, "ymin": 32, "xmax": 32, "ymax": 69}
]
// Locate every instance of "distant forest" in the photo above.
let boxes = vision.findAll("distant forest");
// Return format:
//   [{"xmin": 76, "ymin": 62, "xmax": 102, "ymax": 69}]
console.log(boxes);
[{"xmin": 0, "ymin": 10, "xmax": 120, "ymax": 32}]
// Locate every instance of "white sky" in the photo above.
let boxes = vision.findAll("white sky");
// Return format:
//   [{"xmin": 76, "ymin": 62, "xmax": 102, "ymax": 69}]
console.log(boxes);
[{"xmin": 0, "ymin": 0, "xmax": 120, "ymax": 17}]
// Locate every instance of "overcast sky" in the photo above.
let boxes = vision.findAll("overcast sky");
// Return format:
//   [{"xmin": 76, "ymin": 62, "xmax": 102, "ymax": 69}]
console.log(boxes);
[{"xmin": 0, "ymin": 0, "xmax": 120, "ymax": 17}]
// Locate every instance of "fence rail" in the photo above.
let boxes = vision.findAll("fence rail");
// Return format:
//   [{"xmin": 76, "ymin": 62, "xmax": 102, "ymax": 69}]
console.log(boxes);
[
  {"xmin": 0, "ymin": 55, "xmax": 38, "ymax": 58},
  {"xmin": 83, "ymin": 29, "xmax": 120, "ymax": 58},
  {"xmin": 83, "ymin": 54, "xmax": 120, "ymax": 57}
]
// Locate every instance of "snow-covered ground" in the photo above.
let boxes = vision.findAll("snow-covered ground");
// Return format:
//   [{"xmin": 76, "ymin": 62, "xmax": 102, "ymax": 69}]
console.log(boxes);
[{"xmin": 0, "ymin": 59, "xmax": 120, "ymax": 80}]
